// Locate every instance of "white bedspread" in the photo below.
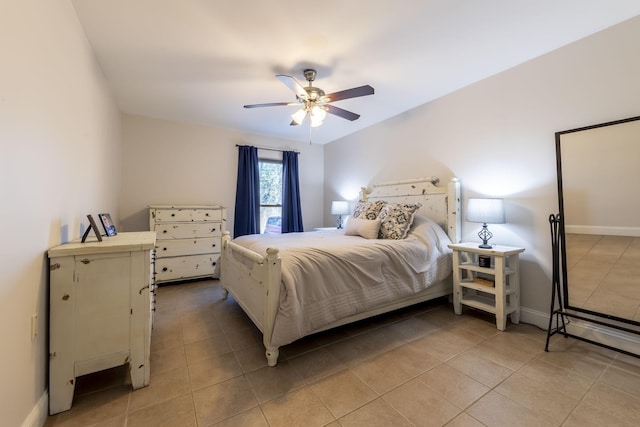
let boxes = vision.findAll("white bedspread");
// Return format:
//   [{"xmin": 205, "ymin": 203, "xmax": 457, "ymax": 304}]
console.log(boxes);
[{"xmin": 231, "ymin": 215, "xmax": 453, "ymax": 347}]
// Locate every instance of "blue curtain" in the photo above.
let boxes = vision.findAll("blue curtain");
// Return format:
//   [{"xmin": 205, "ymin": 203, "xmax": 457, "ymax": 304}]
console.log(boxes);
[
  {"xmin": 233, "ymin": 145, "xmax": 260, "ymax": 237},
  {"xmin": 281, "ymin": 150, "xmax": 304, "ymax": 233}
]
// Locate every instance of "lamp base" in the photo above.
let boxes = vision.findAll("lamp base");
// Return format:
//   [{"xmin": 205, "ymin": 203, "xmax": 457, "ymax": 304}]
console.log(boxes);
[
  {"xmin": 336, "ymin": 215, "xmax": 343, "ymax": 229},
  {"xmin": 477, "ymin": 223, "xmax": 493, "ymax": 249}
]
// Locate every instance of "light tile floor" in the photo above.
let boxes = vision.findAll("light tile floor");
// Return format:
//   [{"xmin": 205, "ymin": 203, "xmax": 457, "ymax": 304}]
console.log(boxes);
[{"xmin": 45, "ymin": 279, "xmax": 640, "ymax": 426}]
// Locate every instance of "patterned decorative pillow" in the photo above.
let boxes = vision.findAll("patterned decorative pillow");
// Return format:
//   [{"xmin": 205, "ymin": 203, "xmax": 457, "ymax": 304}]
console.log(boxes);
[
  {"xmin": 352, "ymin": 200, "xmax": 386, "ymax": 220},
  {"xmin": 378, "ymin": 203, "xmax": 422, "ymax": 239}
]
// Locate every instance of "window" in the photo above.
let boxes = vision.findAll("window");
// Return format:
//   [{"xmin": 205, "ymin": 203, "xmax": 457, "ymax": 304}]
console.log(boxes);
[{"xmin": 259, "ymin": 159, "xmax": 282, "ymax": 233}]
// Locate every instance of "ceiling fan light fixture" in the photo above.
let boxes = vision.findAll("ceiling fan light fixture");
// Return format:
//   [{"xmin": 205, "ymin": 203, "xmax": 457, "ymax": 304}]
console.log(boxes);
[
  {"xmin": 291, "ymin": 108, "xmax": 307, "ymax": 125},
  {"xmin": 311, "ymin": 105, "xmax": 327, "ymax": 121},
  {"xmin": 310, "ymin": 105, "xmax": 327, "ymax": 127},
  {"xmin": 310, "ymin": 116, "xmax": 323, "ymax": 128}
]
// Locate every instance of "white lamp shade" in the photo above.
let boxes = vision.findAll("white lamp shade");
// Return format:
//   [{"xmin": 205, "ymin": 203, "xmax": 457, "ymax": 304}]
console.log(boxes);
[
  {"xmin": 331, "ymin": 201, "xmax": 350, "ymax": 215},
  {"xmin": 466, "ymin": 198, "xmax": 505, "ymax": 224}
]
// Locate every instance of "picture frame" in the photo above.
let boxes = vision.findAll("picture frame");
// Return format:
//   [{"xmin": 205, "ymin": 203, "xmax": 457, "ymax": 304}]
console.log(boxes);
[
  {"xmin": 82, "ymin": 214, "xmax": 103, "ymax": 243},
  {"xmin": 98, "ymin": 213, "xmax": 117, "ymax": 236}
]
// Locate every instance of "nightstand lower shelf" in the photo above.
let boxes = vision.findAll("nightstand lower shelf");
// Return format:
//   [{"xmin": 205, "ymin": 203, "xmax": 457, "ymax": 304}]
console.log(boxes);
[{"xmin": 459, "ymin": 293, "xmax": 517, "ymax": 316}]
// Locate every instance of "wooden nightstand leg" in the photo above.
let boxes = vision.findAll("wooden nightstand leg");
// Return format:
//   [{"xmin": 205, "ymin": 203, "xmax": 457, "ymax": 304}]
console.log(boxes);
[
  {"xmin": 452, "ymin": 251, "xmax": 462, "ymax": 315},
  {"xmin": 511, "ymin": 311, "xmax": 520, "ymax": 324},
  {"xmin": 495, "ymin": 256, "xmax": 506, "ymax": 331},
  {"xmin": 510, "ymin": 255, "xmax": 521, "ymax": 324}
]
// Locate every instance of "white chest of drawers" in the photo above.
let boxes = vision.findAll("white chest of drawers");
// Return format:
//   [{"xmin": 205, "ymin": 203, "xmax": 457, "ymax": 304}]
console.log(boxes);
[
  {"xmin": 48, "ymin": 232, "xmax": 156, "ymax": 414},
  {"xmin": 149, "ymin": 205, "xmax": 226, "ymax": 284}
]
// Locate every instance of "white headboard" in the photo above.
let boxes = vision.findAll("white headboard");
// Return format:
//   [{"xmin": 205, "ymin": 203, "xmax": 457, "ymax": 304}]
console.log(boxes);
[{"xmin": 360, "ymin": 177, "xmax": 461, "ymax": 243}]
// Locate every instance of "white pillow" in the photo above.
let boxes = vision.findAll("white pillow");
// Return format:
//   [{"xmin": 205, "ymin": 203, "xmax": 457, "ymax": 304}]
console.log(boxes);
[{"xmin": 345, "ymin": 217, "xmax": 382, "ymax": 239}]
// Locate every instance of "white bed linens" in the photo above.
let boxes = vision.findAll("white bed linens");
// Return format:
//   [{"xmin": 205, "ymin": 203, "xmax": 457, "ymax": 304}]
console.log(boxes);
[{"xmin": 230, "ymin": 215, "xmax": 453, "ymax": 347}]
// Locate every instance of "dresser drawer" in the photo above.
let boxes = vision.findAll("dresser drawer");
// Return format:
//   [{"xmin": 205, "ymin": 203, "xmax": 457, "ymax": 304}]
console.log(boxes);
[
  {"xmin": 155, "ymin": 237, "xmax": 219, "ymax": 258},
  {"xmin": 155, "ymin": 254, "xmax": 219, "ymax": 282},
  {"xmin": 155, "ymin": 222, "xmax": 222, "ymax": 239},
  {"xmin": 153, "ymin": 208, "xmax": 222, "ymax": 223}
]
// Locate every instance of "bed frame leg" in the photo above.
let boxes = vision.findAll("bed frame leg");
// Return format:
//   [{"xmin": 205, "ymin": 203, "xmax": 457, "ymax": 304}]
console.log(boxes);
[
  {"xmin": 221, "ymin": 287, "xmax": 228, "ymax": 299},
  {"xmin": 266, "ymin": 347, "xmax": 279, "ymax": 367}
]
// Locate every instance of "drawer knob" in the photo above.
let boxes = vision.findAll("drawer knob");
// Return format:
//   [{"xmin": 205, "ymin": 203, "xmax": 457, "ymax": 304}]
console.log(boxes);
[
  {"xmin": 212, "ymin": 243, "xmax": 216, "ymax": 247},
  {"xmin": 205, "ymin": 213, "xmax": 210, "ymax": 216},
  {"xmin": 212, "ymin": 262, "xmax": 216, "ymax": 266},
  {"xmin": 171, "ymin": 213, "xmax": 175, "ymax": 217},
  {"xmin": 162, "ymin": 267, "xmax": 168, "ymax": 272},
  {"xmin": 163, "ymin": 230, "xmax": 167, "ymax": 233},
  {"xmin": 163, "ymin": 247, "xmax": 167, "ymax": 251}
]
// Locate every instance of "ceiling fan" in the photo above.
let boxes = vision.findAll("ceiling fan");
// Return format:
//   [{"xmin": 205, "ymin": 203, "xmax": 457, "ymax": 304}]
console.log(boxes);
[{"xmin": 243, "ymin": 69, "xmax": 374, "ymax": 128}]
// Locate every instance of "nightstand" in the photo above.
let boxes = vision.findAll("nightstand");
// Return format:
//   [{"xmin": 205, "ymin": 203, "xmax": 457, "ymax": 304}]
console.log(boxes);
[{"xmin": 448, "ymin": 243, "xmax": 525, "ymax": 331}]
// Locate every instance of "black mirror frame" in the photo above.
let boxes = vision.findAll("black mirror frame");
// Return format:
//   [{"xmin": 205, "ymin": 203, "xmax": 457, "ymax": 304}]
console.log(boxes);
[{"xmin": 555, "ymin": 115, "xmax": 640, "ymax": 327}]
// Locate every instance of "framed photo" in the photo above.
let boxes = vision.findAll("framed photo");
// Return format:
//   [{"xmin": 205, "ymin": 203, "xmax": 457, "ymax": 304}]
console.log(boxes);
[
  {"xmin": 98, "ymin": 213, "xmax": 117, "ymax": 236},
  {"xmin": 82, "ymin": 214, "xmax": 103, "ymax": 243}
]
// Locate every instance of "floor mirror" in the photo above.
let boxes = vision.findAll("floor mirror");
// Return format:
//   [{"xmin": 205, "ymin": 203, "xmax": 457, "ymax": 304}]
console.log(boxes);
[{"xmin": 547, "ymin": 115, "xmax": 640, "ymax": 357}]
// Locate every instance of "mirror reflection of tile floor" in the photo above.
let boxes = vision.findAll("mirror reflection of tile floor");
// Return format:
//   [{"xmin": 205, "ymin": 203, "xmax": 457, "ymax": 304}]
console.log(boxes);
[
  {"xmin": 566, "ymin": 234, "xmax": 640, "ymax": 322},
  {"xmin": 45, "ymin": 279, "xmax": 640, "ymax": 427}
]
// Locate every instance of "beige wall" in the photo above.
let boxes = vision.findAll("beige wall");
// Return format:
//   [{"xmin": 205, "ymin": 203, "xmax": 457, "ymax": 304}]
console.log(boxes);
[
  {"xmin": 120, "ymin": 115, "xmax": 325, "ymax": 235},
  {"xmin": 0, "ymin": 1, "xmax": 122, "ymax": 426},
  {"xmin": 324, "ymin": 15, "xmax": 640, "ymax": 324}
]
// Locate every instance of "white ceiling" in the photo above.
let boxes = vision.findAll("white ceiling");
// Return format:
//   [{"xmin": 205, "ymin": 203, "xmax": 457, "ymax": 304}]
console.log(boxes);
[{"xmin": 71, "ymin": 0, "xmax": 640, "ymax": 145}]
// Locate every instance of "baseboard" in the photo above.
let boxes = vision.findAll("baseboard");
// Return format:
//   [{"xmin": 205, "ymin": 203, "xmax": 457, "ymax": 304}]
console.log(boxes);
[
  {"xmin": 22, "ymin": 390, "xmax": 48, "ymax": 427},
  {"xmin": 564, "ymin": 319, "xmax": 640, "ymax": 356},
  {"xmin": 520, "ymin": 306, "xmax": 640, "ymax": 356},
  {"xmin": 519, "ymin": 306, "xmax": 549, "ymax": 330}
]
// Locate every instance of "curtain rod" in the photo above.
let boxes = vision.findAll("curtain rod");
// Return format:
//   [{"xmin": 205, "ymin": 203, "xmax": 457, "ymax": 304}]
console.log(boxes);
[{"xmin": 235, "ymin": 144, "xmax": 300, "ymax": 154}]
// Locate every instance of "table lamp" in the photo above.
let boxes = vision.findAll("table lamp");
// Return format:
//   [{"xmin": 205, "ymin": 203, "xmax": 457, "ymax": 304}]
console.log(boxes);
[
  {"xmin": 466, "ymin": 198, "xmax": 505, "ymax": 248},
  {"xmin": 331, "ymin": 201, "xmax": 350, "ymax": 229}
]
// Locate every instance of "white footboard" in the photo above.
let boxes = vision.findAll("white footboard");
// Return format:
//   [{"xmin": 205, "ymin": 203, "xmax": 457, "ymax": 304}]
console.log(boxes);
[{"xmin": 220, "ymin": 231, "xmax": 282, "ymax": 366}]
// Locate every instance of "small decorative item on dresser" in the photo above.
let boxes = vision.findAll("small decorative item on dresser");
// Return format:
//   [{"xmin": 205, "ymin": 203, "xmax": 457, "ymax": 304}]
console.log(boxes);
[
  {"xmin": 98, "ymin": 213, "xmax": 117, "ymax": 236},
  {"xmin": 81, "ymin": 214, "xmax": 103, "ymax": 243}
]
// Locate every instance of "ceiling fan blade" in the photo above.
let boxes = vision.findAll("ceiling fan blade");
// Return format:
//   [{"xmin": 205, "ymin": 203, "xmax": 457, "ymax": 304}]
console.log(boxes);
[
  {"xmin": 276, "ymin": 74, "xmax": 308, "ymax": 99},
  {"xmin": 325, "ymin": 85, "xmax": 374, "ymax": 102},
  {"xmin": 326, "ymin": 104, "xmax": 360, "ymax": 121},
  {"xmin": 243, "ymin": 102, "xmax": 294, "ymax": 108}
]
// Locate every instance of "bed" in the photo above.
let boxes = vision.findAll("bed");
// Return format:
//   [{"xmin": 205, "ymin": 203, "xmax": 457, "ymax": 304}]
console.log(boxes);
[{"xmin": 220, "ymin": 177, "xmax": 461, "ymax": 366}]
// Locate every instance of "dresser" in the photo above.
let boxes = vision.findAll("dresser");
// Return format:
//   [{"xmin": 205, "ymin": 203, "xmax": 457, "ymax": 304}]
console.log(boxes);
[
  {"xmin": 48, "ymin": 232, "xmax": 156, "ymax": 414},
  {"xmin": 149, "ymin": 205, "xmax": 226, "ymax": 284}
]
